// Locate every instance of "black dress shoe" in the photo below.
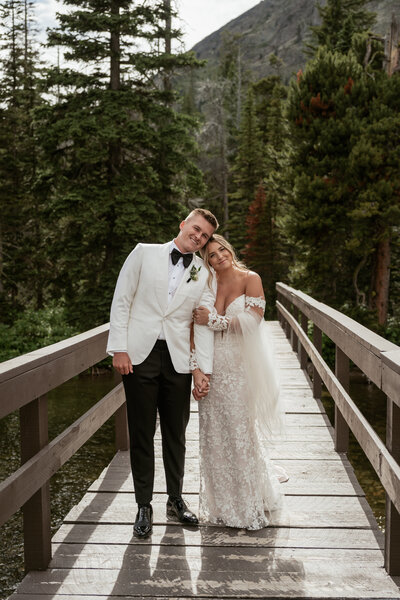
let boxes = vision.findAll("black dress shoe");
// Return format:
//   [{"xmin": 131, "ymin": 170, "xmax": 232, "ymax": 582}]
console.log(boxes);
[
  {"xmin": 166, "ymin": 497, "xmax": 198, "ymax": 524},
  {"xmin": 134, "ymin": 505, "xmax": 153, "ymax": 538}
]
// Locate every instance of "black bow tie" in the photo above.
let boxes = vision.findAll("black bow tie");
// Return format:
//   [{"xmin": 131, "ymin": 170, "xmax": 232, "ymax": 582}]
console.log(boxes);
[{"xmin": 171, "ymin": 248, "xmax": 193, "ymax": 268}]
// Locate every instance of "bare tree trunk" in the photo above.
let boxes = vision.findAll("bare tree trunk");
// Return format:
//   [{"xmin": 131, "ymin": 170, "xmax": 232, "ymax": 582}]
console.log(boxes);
[
  {"xmin": 11, "ymin": 0, "xmax": 17, "ymax": 97},
  {"xmin": 236, "ymin": 41, "xmax": 242, "ymax": 128},
  {"xmin": 368, "ymin": 14, "xmax": 399, "ymax": 325},
  {"xmin": 24, "ymin": 0, "xmax": 28, "ymax": 77},
  {"xmin": 372, "ymin": 235, "xmax": 391, "ymax": 326},
  {"xmin": 163, "ymin": 0, "xmax": 172, "ymax": 94},
  {"xmin": 385, "ymin": 14, "xmax": 400, "ymax": 76},
  {"xmin": 109, "ymin": 0, "xmax": 121, "ymax": 175},
  {"xmin": 353, "ymin": 255, "xmax": 367, "ymax": 307},
  {"xmin": 110, "ymin": 1, "xmax": 120, "ymax": 93},
  {"xmin": 221, "ymin": 138, "xmax": 229, "ymax": 236},
  {"xmin": 218, "ymin": 103, "xmax": 229, "ymax": 237}
]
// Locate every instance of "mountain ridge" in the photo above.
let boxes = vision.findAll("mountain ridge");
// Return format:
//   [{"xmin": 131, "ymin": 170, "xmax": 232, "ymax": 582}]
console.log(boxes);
[{"xmin": 191, "ymin": 0, "xmax": 400, "ymax": 82}]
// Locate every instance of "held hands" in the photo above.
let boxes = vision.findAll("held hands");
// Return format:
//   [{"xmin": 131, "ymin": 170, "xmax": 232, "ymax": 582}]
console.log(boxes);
[
  {"xmin": 193, "ymin": 306, "xmax": 210, "ymax": 326},
  {"xmin": 113, "ymin": 352, "xmax": 133, "ymax": 375},
  {"xmin": 192, "ymin": 369, "xmax": 210, "ymax": 401}
]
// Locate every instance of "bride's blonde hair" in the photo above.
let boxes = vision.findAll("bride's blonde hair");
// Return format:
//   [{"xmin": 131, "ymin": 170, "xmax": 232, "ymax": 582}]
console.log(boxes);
[{"xmin": 200, "ymin": 234, "xmax": 248, "ymax": 285}]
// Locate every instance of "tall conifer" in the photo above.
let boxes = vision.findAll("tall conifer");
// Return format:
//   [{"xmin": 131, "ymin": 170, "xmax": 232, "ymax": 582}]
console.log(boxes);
[
  {"xmin": 307, "ymin": 0, "xmax": 376, "ymax": 55},
  {"xmin": 40, "ymin": 0, "xmax": 203, "ymax": 328},
  {"xmin": 0, "ymin": 0, "xmax": 45, "ymax": 320},
  {"xmin": 229, "ymin": 87, "xmax": 264, "ymax": 252}
]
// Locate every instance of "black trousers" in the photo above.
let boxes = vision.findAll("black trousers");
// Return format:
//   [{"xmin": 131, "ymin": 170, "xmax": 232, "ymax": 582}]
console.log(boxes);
[{"xmin": 122, "ymin": 340, "xmax": 192, "ymax": 506}]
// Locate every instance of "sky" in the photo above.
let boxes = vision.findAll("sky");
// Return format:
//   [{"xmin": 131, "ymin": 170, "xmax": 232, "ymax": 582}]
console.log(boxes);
[
  {"xmin": 35, "ymin": 0, "xmax": 262, "ymax": 52},
  {"xmin": 175, "ymin": 0, "xmax": 262, "ymax": 49}
]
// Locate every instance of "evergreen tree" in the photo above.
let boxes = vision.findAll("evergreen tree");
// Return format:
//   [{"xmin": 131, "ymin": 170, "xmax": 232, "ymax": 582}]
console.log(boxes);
[
  {"xmin": 229, "ymin": 87, "xmax": 264, "ymax": 251},
  {"xmin": 0, "ymin": 0, "xmax": 46, "ymax": 321},
  {"xmin": 347, "ymin": 72, "xmax": 400, "ymax": 324},
  {"xmin": 286, "ymin": 48, "xmax": 369, "ymax": 304},
  {"xmin": 196, "ymin": 78, "xmax": 230, "ymax": 231},
  {"xmin": 244, "ymin": 183, "xmax": 276, "ymax": 315},
  {"xmin": 307, "ymin": 0, "xmax": 376, "ymax": 56},
  {"xmin": 286, "ymin": 38, "xmax": 400, "ymax": 328},
  {"xmin": 196, "ymin": 32, "xmax": 249, "ymax": 233},
  {"xmin": 244, "ymin": 73, "xmax": 291, "ymax": 316},
  {"xmin": 40, "ymin": 0, "xmax": 204, "ymax": 329}
]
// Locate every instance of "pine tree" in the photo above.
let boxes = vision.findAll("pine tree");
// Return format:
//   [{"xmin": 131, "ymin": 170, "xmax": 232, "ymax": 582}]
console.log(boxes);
[
  {"xmin": 347, "ymin": 72, "xmax": 400, "ymax": 325},
  {"xmin": 40, "ymin": 0, "xmax": 204, "ymax": 329},
  {"xmin": 286, "ymin": 36, "xmax": 400, "ymax": 327},
  {"xmin": 244, "ymin": 72, "xmax": 291, "ymax": 316},
  {"xmin": 286, "ymin": 48, "xmax": 369, "ymax": 304},
  {"xmin": 0, "ymin": 0, "xmax": 46, "ymax": 321},
  {"xmin": 244, "ymin": 183, "xmax": 276, "ymax": 315},
  {"xmin": 229, "ymin": 87, "xmax": 264, "ymax": 252},
  {"xmin": 195, "ymin": 32, "xmax": 249, "ymax": 233},
  {"xmin": 307, "ymin": 0, "xmax": 376, "ymax": 55}
]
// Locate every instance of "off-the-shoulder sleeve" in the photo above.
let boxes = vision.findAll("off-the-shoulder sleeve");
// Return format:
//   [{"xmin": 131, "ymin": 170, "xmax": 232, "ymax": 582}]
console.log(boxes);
[{"xmin": 245, "ymin": 295, "xmax": 266, "ymax": 311}]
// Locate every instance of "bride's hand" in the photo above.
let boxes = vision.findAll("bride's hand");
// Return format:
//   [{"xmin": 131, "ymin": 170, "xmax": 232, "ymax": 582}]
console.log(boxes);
[
  {"xmin": 192, "ymin": 369, "xmax": 210, "ymax": 399},
  {"xmin": 193, "ymin": 306, "xmax": 210, "ymax": 325}
]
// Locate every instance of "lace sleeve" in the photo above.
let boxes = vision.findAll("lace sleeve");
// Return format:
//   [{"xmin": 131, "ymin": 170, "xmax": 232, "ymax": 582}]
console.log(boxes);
[
  {"xmin": 207, "ymin": 312, "xmax": 230, "ymax": 331},
  {"xmin": 189, "ymin": 349, "xmax": 199, "ymax": 371},
  {"xmin": 245, "ymin": 296, "xmax": 266, "ymax": 311}
]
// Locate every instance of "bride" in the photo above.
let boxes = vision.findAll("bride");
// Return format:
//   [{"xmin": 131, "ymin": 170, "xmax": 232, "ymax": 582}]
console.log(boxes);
[{"xmin": 191, "ymin": 234, "xmax": 287, "ymax": 530}]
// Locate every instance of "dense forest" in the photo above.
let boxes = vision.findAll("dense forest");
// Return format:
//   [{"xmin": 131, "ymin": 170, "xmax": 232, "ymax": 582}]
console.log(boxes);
[{"xmin": 1, "ymin": 0, "xmax": 399, "ymax": 362}]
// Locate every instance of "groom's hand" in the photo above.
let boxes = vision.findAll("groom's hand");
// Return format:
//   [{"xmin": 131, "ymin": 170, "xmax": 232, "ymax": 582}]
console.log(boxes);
[
  {"xmin": 192, "ymin": 369, "xmax": 210, "ymax": 400},
  {"xmin": 193, "ymin": 306, "xmax": 210, "ymax": 326},
  {"xmin": 113, "ymin": 352, "xmax": 133, "ymax": 375}
]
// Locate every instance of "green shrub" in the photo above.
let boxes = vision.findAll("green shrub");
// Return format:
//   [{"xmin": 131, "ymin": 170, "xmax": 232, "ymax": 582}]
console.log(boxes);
[{"xmin": 0, "ymin": 304, "xmax": 78, "ymax": 362}]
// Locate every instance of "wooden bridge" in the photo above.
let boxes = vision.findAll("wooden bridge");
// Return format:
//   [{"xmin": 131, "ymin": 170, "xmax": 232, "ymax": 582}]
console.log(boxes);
[{"xmin": 1, "ymin": 283, "xmax": 400, "ymax": 599}]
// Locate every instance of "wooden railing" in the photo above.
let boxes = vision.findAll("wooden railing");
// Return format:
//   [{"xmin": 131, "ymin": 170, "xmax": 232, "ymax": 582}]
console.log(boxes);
[
  {"xmin": 276, "ymin": 282, "xmax": 400, "ymax": 575},
  {"xmin": 0, "ymin": 323, "xmax": 128, "ymax": 572}
]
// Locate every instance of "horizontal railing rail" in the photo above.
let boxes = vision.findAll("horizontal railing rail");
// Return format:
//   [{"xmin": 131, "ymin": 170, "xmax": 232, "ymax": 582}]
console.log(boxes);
[
  {"xmin": 0, "ymin": 323, "xmax": 128, "ymax": 572},
  {"xmin": 276, "ymin": 282, "xmax": 400, "ymax": 576}
]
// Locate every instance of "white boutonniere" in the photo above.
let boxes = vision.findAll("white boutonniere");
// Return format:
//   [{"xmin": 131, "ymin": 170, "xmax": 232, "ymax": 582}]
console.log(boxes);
[{"xmin": 187, "ymin": 265, "xmax": 201, "ymax": 283}]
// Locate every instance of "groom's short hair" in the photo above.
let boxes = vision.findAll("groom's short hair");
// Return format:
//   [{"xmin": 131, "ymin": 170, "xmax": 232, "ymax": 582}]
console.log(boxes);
[{"xmin": 186, "ymin": 208, "xmax": 219, "ymax": 230}]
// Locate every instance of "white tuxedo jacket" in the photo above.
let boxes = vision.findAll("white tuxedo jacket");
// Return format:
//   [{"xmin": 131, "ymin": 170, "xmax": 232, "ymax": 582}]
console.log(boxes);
[{"xmin": 107, "ymin": 242, "xmax": 215, "ymax": 374}]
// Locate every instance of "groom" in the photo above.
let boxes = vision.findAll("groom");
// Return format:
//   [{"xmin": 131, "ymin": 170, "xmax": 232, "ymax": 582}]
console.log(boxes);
[{"xmin": 107, "ymin": 208, "xmax": 218, "ymax": 537}]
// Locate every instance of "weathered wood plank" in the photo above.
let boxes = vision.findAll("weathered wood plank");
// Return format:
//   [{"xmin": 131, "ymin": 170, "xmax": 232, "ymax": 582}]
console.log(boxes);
[
  {"xmin": 49, "ymin": 544, "xmax": 385, "ymax": 570},
  {"xmin": 52, "ymin": 522, "xmax": 384, "ymax": 549},
  {"xmin": 62, "ymin": 492, "xmax": 374, "ymax": 529},
  {"xmin": 89, "ymin": 458, "xmax": 363, "ymax": 496},
  {"xmin": 17, "ymin": 564, "xmax": 400, "ymax": 598}
]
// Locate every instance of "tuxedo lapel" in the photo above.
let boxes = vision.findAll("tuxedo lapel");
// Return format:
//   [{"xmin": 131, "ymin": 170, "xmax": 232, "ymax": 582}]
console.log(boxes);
[
  {"xmin": 154, "ymin": 242, "xmax": 170, "ymax": 314},
  {"xmin": 164, "ymin": 255, "xmax": 197, "ymax": 316}
]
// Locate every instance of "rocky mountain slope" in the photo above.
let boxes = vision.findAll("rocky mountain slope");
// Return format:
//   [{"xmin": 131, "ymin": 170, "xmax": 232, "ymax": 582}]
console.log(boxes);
[{"xmin": 191, "ymin": 0, "xmax": 400, "ymax": 82}]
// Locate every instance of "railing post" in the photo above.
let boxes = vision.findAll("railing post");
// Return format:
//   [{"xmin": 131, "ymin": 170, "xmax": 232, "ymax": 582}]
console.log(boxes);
[
  {"xmin": 385, "ymin": 397, "xmax": 400, "ymax": 575},
  {"xmin": 291, "ymin": 306, "xmax": 299, "ymax": 352},
  {"xmin": 334, "ymin": 346, "xmax": 350, "ymax": 452},
  {"xmin": 20, "ymin": 395, "xmax": 51, "ymax": 571},
  {"xmin": 299, "ymin": 313, "xmax": 308, "ymax": 370},
  {"xmin": 284, "ymin": 298, "xmax": 291, "ymax": 340},
  {"xmin": 313, "ymin": 325, "xmax": 322, "ymax": 400},
  {"xmin": 276, "ymin": 292, "xmax": 283, "ymax": 327}
]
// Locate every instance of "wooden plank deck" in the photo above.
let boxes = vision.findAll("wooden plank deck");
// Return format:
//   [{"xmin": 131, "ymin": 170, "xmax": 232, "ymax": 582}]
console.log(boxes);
[{"xmin": 10, "ymin": 322, "xmax": 400, "ymax": 600}]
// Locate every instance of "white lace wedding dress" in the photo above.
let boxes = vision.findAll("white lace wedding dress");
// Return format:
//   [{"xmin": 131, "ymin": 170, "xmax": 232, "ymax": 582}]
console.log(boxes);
[{"xmin": 198, "ymin": 294, "xmax": 286, "ymax": 530}]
